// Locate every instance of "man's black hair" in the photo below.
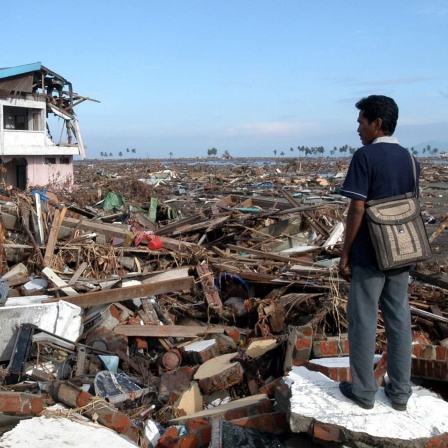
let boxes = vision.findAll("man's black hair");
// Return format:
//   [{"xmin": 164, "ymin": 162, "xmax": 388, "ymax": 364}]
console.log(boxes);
[{"xmin": 355, "ymin": 95, "xmax": 399, "ymax": 135}]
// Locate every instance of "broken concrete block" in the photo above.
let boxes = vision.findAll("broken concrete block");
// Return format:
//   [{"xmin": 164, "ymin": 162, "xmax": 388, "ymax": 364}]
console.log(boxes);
[
  {"xmin": 0, "ymin": 392, "xmax": 44, "ymax": 415},
  {"xmin": 184, "ymin": 418, "xmax": 211, "ymax": 447},
  {"xmin": 176, "ymin": 382, "xmax": 203, "ymax": 416},
  {"xmin": 306, "ymin": 355, "xmax": 382, "ymax": 382},
  {"xmin": 182, "ymin": 339, "xmax": 219, "ymax": 364},
  {"xmin": 230, "ymin": 412, "xmax": 289, "ymax": 435},
  {"xmin": 245, "ymin": 338, "xmax": 277, "ymax": 358},
  {"xmin": 0, "ymin": 408, "xmax": 139, "ymax": 447},
  {"xmin": 194, "ymin": 352, "xmax": 244, "ymax": 394},
  {"xmin": 259, "ymin": 377, "xmax": 288, "ymax": 398},
  {"xmin": 2, "ymin": 262, "xmax": 28, "ymax": 284},
  {"xmin": 411, "ymin": 343, "xmax": 448, "ymax": 381},
  {"xmin": 0, "ymin": 301, "xmax": 83, "ymax": 362},
  {"xmin": 159, "ymin": 366, "xmax": 196, "ymax": 404},
  {"xmin": 312, "ymin": 336, "xmax": 349, "ymax": 358},
  {"xmin": 286, "ymin": 366, "xmax": 448, "ymax": 447},
  {"xmin": 284, "ymin": 325, "xmax": 313, "ymax": 370}
]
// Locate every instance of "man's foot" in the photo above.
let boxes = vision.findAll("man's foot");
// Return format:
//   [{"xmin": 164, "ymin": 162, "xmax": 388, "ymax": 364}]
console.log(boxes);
[
  {"xmin": 339, "ymin": 381, "xmax": 374, "ymax": 410},
  {"xmin": 384, "ymin": 387, "xmax": 407, "ymax": 411}
]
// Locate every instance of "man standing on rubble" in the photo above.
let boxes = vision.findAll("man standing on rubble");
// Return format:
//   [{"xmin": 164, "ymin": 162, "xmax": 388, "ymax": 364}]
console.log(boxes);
[{"xmin": 338, "ymin": 95, "xmax": 416, "ymax": 411}]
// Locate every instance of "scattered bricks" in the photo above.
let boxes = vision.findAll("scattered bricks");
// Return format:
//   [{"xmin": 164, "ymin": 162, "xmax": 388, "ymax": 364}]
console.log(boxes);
[
  {"xmin": 427, "ymin": 432, "xmax": 448, "ymax": 448},
  {"xmin": 274, "ymin": 380, "xmax": 291, "ymax": 414},
  {"xmin": 0, "ymin": 392, "xmax": 44, "ymax": 415},
  {"xmin": 183, "ymin": 339, "xmax": 219, "ymax": 364},
  {"xmin": 176, "ymin": 433, "xmax": 200, "ymax": 448},
  {"xmin": 412, "ymin": 358, "xmax": 448, "ymax": 381},
  {"xmin": 230, "ymin": 412, "xmax": 289, "ymax": 435},
  {"xmin": 312, "ymin": 336, "xmax": 349, "ymax": 358},
  {"xmin": 412, "ymin": 332, "xmax": 432, "ymax": 346},
  {"xmin": 194, "ymin": 352, "xmax": 244, "ymax": 395},
  {"xmin": 85, "ymin": 326, "xmax": 128, "ymax": 353},
  {"xmin": 184, "ymin": 418, "xmax": 212, "ymax": 446},
  {"xmin": 165, "ymin": 426, "xmax": 182, "ymax": 439},
  {"xmin": 411, "ymin": 344, "xmax": 448, "ymax": 381},
  {"xmin": 306, "ymin": 357, "xmax": 351, "ymax": 382},
  {"xmin": 284, "ymin": 325, "xmax": 313, "ymax": 370},
  {"xmin": 413, "ymin": 344, "xmax": 448, "ymax": 360},
  {"xmin": 312, "ymin": 421, "xmax": 343, "ymax": 443},
  {"xmin": 224, "ymin": 326, "xmax": 240, "ymax": 345},
  {"xmin": 435, "ymin": 345, "xmax": 448, "ymax": 360},
  {"xmin": 259, "ymin": 377, "xmax": 287, "ymax": 398},
  {"xmin": 157, "ymin": 430, "xmax": 178, "ymax": 448},
  {"xmin": 159, "ymin": 366, "xmax": 196, "ymax": 404}
]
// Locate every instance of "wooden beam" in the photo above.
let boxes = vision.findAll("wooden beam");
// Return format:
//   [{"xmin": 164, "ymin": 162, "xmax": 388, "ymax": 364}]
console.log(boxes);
[
  {"xmin": 410, "ymin": 270, "xmax": 448, "ymax": 290},
  {"xmin": 114, "ymin": 324, "xmax": 225, "ymax": 338},
  {"xmin": 42, "ymin": 277, "xmax": 194, "ymax": 307},
  {"xmin": 62, "ymin": 217, "xmax": 130, "ymax": 238},
  {"xmin": 226, "ymin": 244, "xmax": 315, "ymax": 265}
]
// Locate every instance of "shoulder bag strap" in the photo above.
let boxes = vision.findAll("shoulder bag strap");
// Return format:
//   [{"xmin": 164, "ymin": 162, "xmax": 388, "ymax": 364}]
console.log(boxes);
[{"xmin": 407, "ymin": 150, "xmax": 417, "ymax": 198}]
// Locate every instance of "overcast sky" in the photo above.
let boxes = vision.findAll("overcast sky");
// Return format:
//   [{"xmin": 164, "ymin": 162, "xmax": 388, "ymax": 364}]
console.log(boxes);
[{"xmin": 2, "ymin": 0, "xmax": 448, "ymax": 159}]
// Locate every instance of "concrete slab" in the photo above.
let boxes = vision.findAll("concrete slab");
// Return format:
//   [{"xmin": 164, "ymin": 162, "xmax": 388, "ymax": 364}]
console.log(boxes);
[
  {"xmin": 286, "ymin": 366, "xmax": 448, "ymax": 447},
  {"xmin": 0, "ymin": 300, "xmax": 83, "ymax": 361},
  {"xmin": 0, "ymin": 413, "xmax": 138, "ymax": 447}
]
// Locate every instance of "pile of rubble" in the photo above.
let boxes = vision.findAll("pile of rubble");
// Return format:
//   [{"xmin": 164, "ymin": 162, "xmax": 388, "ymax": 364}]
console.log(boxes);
[{"xmin": 0, "ymin": 158, "xmax": 447, "ymax": 447}]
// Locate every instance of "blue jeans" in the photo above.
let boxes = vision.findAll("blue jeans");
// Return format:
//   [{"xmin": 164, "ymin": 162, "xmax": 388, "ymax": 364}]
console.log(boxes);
[{"xmin": 347, "ymin": 265, "xmax": 412, "ymax": 405}]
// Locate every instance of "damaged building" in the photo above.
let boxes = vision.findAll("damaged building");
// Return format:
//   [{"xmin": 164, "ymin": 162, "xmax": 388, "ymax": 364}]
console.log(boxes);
[{"xmin": 0, "ymin": 62, "xmax": 97, "ymax": 189}]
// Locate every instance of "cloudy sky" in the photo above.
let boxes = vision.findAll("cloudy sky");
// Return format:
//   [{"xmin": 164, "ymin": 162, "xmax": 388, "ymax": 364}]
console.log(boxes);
[{"xmin": 2, "ymin": 0, "xmax": 448, "ymax": 158}]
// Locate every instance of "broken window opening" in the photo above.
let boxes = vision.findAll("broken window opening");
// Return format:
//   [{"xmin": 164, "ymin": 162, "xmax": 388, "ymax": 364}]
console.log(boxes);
[
  {"xmin": 45, "ymin": 157, "xmax": 56, "ymax": 165},
  {"xmin": 3, "ymin": 106, "xmax": 43, "ymax": 131}
]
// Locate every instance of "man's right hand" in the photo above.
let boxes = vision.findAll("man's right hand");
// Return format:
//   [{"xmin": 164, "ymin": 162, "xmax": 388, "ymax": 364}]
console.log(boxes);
[{"xmin": 338, "ymin": 255, "xmax": 352, "ymax": 281}]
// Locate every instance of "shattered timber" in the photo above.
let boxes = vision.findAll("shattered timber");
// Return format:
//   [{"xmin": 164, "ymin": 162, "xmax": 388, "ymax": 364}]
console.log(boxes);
[{"xmin": 0, "ymin": 63, "xmax": 448, "ymax": 447}]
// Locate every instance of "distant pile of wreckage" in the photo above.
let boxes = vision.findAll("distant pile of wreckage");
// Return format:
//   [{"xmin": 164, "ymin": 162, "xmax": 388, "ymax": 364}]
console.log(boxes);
[{"xmin": 0, "ymin": 158, "xmax": 447, "ymax": 447}]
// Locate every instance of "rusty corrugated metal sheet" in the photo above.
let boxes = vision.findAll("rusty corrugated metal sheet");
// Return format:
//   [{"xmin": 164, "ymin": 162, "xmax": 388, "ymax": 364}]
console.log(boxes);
[{"xmin": 0, "ymin": 75, "xmax": 34, "ymax": 93}]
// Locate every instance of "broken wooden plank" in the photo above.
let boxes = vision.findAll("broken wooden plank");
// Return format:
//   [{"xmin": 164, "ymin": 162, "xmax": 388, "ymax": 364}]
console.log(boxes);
[
  {"xmin": 114, "ymin": 324, "xmax": 225, "ymax": 338},
  {"xmin": 62, "ymin": 217, "xmax": 130, "ymax": 239},
  {"xmin": 410, "ymin": 270, "xmax": 448, "ymax": 291},
  {"xmin": 142, "ymin": 267, "xmax": 190, "ymax": 284},
  {"xmin": 41, "ymin": 267, "xmax": 78, "ymax": 296},
  {"xmin": 410, "ymin": 306, "xmax": 448, "ymax": 324},
  {"xmin": 43, "ymin": 277, "xmax": 194, "ymax": 307},
  {"xmin": 196, "ymin": 264, "xmax": 223, "ymax": 313},
  {"xmin": 67, "ymin": 261, "xmax": 88, "ymax": 286},
  {"xmin": 226, "ymin": 244, "xmax": 316, "ymax": 265},
  {"xmin": 43, "ymin": 209, "xmax": 61, "ymax": 267},
  {"xmin": 429, "ymin": 305, "xmax": 448, "ymax": 338}
]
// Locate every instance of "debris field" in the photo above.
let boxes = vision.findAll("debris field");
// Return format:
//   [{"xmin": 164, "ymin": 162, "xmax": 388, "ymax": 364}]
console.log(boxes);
[{"xmin": 0, "ymin": 156, "xmax": 447, "ymax": 448}]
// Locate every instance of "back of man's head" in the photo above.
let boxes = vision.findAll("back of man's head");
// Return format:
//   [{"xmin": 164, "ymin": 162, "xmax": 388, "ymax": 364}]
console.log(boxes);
[{"xmin": 355, "ymin": 95, "xmax": 399, "ymax": 136}]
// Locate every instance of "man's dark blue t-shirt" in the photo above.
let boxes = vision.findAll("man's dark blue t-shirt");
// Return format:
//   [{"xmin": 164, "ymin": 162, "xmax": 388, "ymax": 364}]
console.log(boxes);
[{"xmin": 339, "ymin": 140, "xmax": 420, "ymax": 267}]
